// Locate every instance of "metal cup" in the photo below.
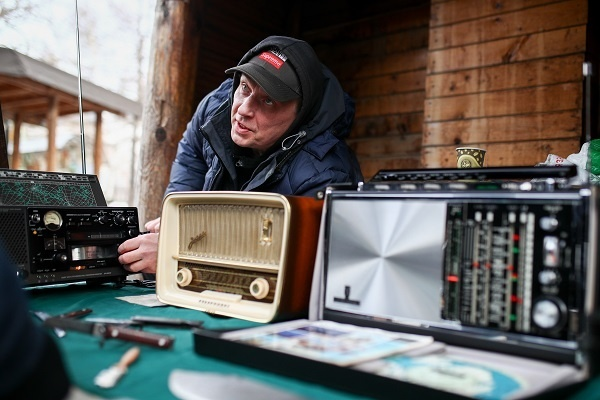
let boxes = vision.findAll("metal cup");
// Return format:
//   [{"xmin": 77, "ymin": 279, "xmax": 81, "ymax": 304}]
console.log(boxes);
[{"xmin": 456, "ymin": 147, "xmax": 486, "ymax": 168}]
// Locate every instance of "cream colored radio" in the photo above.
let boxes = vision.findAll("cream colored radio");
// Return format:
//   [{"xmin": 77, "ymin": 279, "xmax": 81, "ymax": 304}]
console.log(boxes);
[{"xmin": 156, "ymin": 191, "xmax": 323, "ymax": 323}]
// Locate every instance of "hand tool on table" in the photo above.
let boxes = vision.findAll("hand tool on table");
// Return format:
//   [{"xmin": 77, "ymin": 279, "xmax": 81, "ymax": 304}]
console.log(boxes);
[
  {"xmin": 32, "ymin": 308, "xmax": 93, "ymax": 338},
  {"xmin": 43, "ymin": 316, "xmax": 174, "ymax": 349},
  {"xmin": 94, "ymin": 346, "xmax": 141, "ymax": 388}
]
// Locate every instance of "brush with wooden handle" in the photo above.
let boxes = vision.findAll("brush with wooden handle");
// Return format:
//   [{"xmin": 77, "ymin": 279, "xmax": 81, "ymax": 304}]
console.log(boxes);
[{"xmin": 94, "ymin": 346, "xmax": 140, "ymax": 388}]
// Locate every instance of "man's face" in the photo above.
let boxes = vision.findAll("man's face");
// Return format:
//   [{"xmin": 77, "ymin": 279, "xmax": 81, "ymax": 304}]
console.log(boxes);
[{"xmin": 231, "ymin": 74, "xmax": 299, "ymax": 154}]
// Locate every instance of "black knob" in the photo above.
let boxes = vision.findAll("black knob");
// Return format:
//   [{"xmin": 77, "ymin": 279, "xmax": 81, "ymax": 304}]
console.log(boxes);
[
  {"xmin": 16, "ymin": 269, "xmax": 28, "ymax": 279},
  {"xmin": 114, "ymin": 214, "xmax": 126, "ymax": 225},
  {"xmin": 55, "ymin": 253, "xmax": 68, "ymax": 263}
]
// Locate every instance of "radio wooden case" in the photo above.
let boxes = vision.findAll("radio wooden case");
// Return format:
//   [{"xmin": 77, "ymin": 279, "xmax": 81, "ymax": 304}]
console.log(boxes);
[{"xmin": 156, "ymin": 191, "xmax": 323, "ymax": 323}]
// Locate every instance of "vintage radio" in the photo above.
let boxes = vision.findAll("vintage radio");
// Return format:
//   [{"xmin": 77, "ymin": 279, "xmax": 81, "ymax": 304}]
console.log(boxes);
[
  {"xmin": 194, "ymin": 170, "xmax": 598, "ymax": 399},
  {"xmin": 155, "ymin": 191, "xmax": 323, "ymax": 323},
  {"xmin": 319, "ymin": 182, "xmax": 592, "ymax": 361},
  {"xmin": 0, "ymin": 206, "xmax": 139, "ymax": 286}
]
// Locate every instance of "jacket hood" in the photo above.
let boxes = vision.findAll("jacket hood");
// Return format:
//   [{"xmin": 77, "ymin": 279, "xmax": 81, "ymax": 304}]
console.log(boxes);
[{"xmin": 227, "ymin": 36, "xmax": 348, "ymax": 146}]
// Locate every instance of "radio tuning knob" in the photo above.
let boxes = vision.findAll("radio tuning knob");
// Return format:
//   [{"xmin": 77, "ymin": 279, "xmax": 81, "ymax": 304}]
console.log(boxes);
[
  {"xmin": 114, "ymin": 214, "xmax": 126, "ymax": 225},
  {"xmin": 532, "ymin": 298, "xmax": 565, "ymax": 330},
  {"xmin": 538, "ymin": 270, "xmax": 560, "ymax": 285},
  {"xmin": 540, "ymin": 216, "xmax": 559, "ymax": 232},
  {"xmin": 176, "ymin": 268, "xmax": 193, "ymax": 287},
  {"xmin": 250, "ymin": 278, "xmax": 270, "ymax": 299},
  {"xmin": 55, "ymin": 253, "xmax": 68, "ymax": 264},
  {"xmin": 16, "ymin": 269, "xmax": 28, "ymax": 279}
]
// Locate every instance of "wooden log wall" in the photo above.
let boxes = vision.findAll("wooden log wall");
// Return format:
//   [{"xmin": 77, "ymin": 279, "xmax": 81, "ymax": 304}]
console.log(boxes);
[
  {"xmin": 308, "ymin": 5, "xmax": 431, "ymax": 180},
  {"xmin": 308, "ymin": 0, "xmax": 589, "ymax": 176},
  {"xmin": 423, "ymin": 0, "xmax": 587, "ymax": 167},
  {"xmin": 139, "ymin": 0, "xmax": 594, "ymax": 216}
]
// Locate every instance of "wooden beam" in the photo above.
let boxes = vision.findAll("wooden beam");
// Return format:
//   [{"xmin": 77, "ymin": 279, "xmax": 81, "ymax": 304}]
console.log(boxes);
[
  {"xmin": 137, "ymin": 0, "xmax": 201, "ymax": 225},
  {"xmin": 0, "ymin": 103, "xmax": 8, "ymax": 168},
  {"xmin": 12, "ymin": 113, "xmax": 22, "ymax": 169},
  {"xmin": 94, "ymin": 111, "xmax": 102, "ymax": 175},
  {"xmin": 47, "ymin": 95, "xmax": 58, "ymax": 171}
]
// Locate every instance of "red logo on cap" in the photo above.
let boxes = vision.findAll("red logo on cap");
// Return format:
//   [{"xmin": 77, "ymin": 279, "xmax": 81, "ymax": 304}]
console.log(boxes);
[{"xmin": 259, "ymin": 51, "xmax": 284, "ymax": 69}]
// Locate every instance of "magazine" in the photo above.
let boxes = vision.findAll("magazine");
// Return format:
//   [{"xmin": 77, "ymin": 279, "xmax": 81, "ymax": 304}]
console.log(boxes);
[
  {"xmin": 220, "ymin": 319, "xmax": 434, "ymax": 366},
  {"xmin": 354, "ymin": 345, "xmax": 581, "ymax": 399}
]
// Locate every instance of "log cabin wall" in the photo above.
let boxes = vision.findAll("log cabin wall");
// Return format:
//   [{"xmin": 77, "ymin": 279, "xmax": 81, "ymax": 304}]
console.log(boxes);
[
  {"xmin": 138, "ymin": 0, "xmax": 595, "ymax": 222},
  {"xmin": 422, "ymin": 0, "xmax": 589, "ymax": 168},
  {"xmin": 302, "ymin": 0, "xmax": 590, "ymax": 176},
  {"xmin": 306, "ymin": 4, "xmax": 430, "ymax": 179}
]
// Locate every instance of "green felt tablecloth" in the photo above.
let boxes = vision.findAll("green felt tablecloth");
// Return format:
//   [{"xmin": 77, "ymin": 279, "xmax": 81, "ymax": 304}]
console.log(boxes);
[{"xmin": 26, "ymin": 283, "xmax": 368, "ymax": 400}]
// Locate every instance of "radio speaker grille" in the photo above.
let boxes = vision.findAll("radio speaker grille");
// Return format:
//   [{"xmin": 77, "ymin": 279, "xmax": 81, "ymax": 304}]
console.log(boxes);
[
  {"xmin": 0, "ymin": 208, "xmax": 28, "ymax": 266},
  {"xmin": 179, "ymin": 204, "xmax": 285, "ymax": 267}
]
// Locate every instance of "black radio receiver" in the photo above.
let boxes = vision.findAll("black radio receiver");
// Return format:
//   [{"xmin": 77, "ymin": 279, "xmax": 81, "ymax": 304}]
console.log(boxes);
[{"xmin": 0, "ymin": 206, "xmax": 140, "ymax": 286}]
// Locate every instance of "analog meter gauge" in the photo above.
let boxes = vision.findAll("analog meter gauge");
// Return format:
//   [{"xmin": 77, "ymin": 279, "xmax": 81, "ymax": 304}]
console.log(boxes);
[{"xmin": 43, "ymin": 210, "xmax": 63, "ymax": 231}]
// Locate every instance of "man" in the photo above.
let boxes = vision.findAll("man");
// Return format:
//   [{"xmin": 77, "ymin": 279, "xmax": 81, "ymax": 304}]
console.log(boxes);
[{"xmin": 118, "ymin": 35, "xmax": 363, "ymax": 275}]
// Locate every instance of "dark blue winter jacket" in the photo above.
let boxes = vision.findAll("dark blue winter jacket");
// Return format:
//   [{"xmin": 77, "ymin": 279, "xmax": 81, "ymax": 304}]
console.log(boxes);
[{"xmin": 165, "ymin": 36, "xmax": 363, "ymax": 198}]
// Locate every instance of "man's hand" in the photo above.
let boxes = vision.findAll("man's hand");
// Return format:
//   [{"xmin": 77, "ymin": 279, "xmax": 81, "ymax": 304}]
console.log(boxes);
[
  {"xmin": 144, "ymin": 217, "xmax": 161, "ymax": 233},
  {"xmin": 117, "ymin": 217, "xmax": 161, "ymax": 274}
]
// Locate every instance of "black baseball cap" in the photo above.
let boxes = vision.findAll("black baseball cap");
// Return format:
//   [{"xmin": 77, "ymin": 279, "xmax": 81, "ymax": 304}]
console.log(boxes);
[{"xmin": 225, "ymin": 49, "xmax": 301, "ymax": 102}]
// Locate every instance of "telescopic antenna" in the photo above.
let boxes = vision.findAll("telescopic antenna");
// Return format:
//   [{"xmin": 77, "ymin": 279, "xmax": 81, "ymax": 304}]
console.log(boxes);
[{"xmin": 75, "ymin": 0, "xmax": 87, "ymax": 174}]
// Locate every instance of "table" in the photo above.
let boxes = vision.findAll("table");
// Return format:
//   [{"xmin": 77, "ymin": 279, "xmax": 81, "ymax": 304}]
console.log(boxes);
[
  {"xmin": 26, "ymin": 282, "xmax": 600, "ymax": 400},
  {"xmin": 27, "ymin": 282, "xmax": 367, "ymax": 400}
]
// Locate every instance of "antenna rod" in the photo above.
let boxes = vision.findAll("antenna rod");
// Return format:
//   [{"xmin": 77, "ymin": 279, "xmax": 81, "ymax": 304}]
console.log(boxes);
[{"xmin": 75, "ymin": 0, "xmax": 87, "ymax": 174}]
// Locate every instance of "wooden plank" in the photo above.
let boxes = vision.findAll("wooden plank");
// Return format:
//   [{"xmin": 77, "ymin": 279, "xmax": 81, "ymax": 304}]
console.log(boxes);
[
  {"xmin": 356, "ymin": 90, "xmax": 426, "ymax": 118},
  {"xmin": 430, "ymin": 0, "xmax": 587, "ymax": 50},
  {"xmin": 332, "ymin": 48, "xmax": 428, "ymax": 81},
  {"xmin": 424, "ymin": 82, "xmax": 581, "ymax": 122},
  {"xmin": 305, "ymin": 4, "xmax": 430, "ymax": 42},
  {"xmin": 423, "ymin": 111, "xmax": 581, "ymax": 146},
  {"xmin": 427, "ymin": 26, "xmax": 586, "ymax": 73},
  {"xmin": 430, "ymin": 0, "xmax": 561, "ymax": 27},
  {"xmin": 351, "ymin": 113, "xmax": 424, "ymax": 138},
  {"xmin": 421, "ymin": 139, "xmax": 582, "ymax": 168},
  {"xmin": 359, "ymin": 156, "xmax": 422, "ymax": 180},
  {"xmin": 345, "ymin": 69, "xmax": 426, "ymax": 98},
  {"xmin": 426, "ymin": 54, "xmax": 584, "ymax": 98},
  {"xmin": 317, "ymin": 27, "xmax": 428, "ymax": 65},
  {"xmin": 348, "ymin": 134, "xmax": 423, "ymax": 157}
]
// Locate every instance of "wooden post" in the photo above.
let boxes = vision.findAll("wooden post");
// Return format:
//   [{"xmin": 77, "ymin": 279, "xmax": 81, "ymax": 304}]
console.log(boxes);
[
  {"xmin": 47, "ymin": 95, "xmax": 58, "ymax": 171},
  {"xmin": 137, "ymin": 0, "xmax": 201, "ymax": 225},
  {"xmin": 11, "ymin": 114, "xmax": 22, "ymax": 169},
  {"xmin": 0, "ymin": 103, "xmax": 8, "ymax": 169},
  {"xmin": 94, "ymin": 111, "xmax": 103, "ymax": 174}
]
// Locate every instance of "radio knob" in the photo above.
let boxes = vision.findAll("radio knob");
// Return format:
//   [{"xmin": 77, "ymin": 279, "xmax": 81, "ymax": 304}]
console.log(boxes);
[
  {"xmin": 538, "ymin": 270, "xmax": 560, "ymax": 286},
  {"xmin": 16, "ymin": 269, "xmax": 28, "ymax": 280},
  {"xmin": 126, "ymin": 215, "xmax": 137, "ymax": 225},
  {"xmin": 114, "ymin": 214, "xmax": 126, "ymax": 225},
  {"xmin": 55, "ymin": 253, "xmax": 68, "ymax": 264},
  {"xmin": 250, "ymin": 278, "xmax": 269, "ymax": 300},
  {"xmin": 532, "ymin": 298, "xmax": 566, "ymax": 330},
  {"xmin": 540, "ymin": 217, "xmax": 559, "ymax": 232},
  {"xmin": 176, "ymin": 268, "xmax": 193, "ymax": 287},
  {"xmin": 98, "ymin": 215, "xmax": 109, "ymax": 224}
]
